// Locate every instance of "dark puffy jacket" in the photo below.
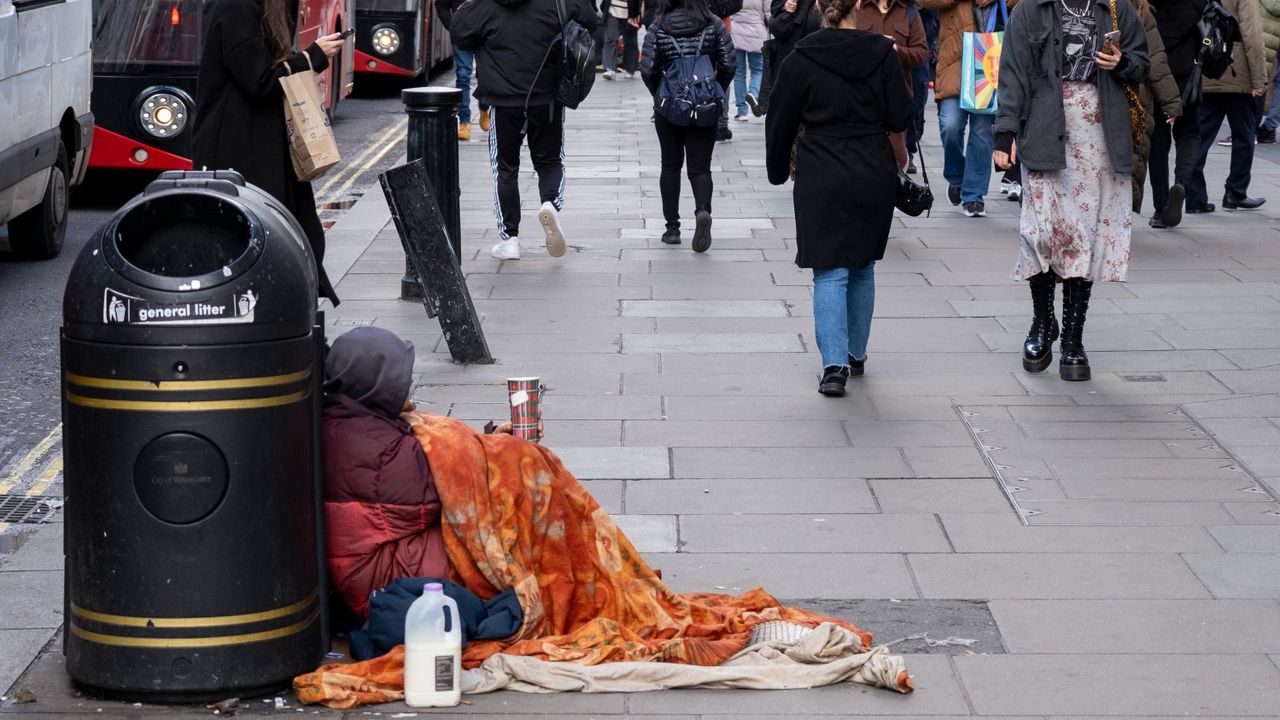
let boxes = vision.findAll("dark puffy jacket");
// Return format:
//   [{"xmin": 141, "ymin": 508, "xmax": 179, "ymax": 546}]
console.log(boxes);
[
  {"xmin": 450, "ymin": 0, "xmax": 600, "ymax": 107},
  {"xmin": 322, "ymin": 328, "xmax": 448, "ymax": 621},
  {"xmin": 640, "ymin": 8, "xmax": 737, "ymax": 94},
  {"xmin": 645, "ymin": 0, "xmax": 742, "ymax": 28}
]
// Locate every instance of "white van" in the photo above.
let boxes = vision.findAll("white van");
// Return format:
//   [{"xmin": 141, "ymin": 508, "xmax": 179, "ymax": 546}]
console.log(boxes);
[{"xmin": 0, "ymin": 0, "xmax": 94, "ymax": 259}]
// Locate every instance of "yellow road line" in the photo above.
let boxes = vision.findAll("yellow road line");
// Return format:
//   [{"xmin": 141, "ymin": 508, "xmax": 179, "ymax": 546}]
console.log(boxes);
[
  {"xmin": 314, "ymin": 118, "xmax": 406, "ymax": 203},
  {"xmin": 27, "ymin": 455, "xmax": 64, "ymax": 497},
  {"xmin": 325, "ymin": 125, "xmax": 407, "ymax": 202},
  {"xmin": 0, "ymin": 424, "xmax": 62, "ymax": 495}
]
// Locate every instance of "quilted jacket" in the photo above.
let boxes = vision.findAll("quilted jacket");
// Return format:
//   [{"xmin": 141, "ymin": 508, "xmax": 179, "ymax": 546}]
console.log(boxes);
[{"xmin": 640, "ymin": 8, "xmax": 738, "ymax": 94}]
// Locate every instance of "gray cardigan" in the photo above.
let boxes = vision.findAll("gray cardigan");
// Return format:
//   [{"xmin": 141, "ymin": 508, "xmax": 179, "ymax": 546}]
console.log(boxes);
[{"xmin": 995, "ymin": 0, "xmax": 1149, "ymax": 174}]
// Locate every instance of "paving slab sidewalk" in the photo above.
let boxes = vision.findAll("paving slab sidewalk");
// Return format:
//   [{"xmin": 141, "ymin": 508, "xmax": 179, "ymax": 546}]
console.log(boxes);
[{"xmin": 5, "ymin": 73, "xmax": 1280, "ymax": 718}]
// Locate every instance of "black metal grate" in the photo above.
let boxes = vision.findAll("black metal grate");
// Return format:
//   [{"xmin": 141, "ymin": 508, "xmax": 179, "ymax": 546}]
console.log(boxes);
[
  {"xmin": 1120, "ymin": 374, "xmax": 1167, "ymax": 382},
  {"xmin": 0, "ymin": 495, "xmax": 61, "ymax": 524}
]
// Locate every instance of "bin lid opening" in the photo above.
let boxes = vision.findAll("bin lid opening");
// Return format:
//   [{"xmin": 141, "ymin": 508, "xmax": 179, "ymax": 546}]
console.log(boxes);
[{"xmin": 113, "ymin": 195, "xmax": 260, "ymax": 282}]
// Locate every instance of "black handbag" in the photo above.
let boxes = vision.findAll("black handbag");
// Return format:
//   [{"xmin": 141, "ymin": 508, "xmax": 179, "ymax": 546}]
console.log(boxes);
[{"xmin": 896, "ymin": 146, "xmax": 933, "ymax": 217}]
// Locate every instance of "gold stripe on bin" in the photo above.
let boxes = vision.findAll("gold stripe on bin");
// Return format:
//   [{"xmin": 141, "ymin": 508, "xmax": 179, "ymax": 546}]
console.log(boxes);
[
  {"xmin": 65, "ymin": 369, "xmax": 311, "ymax": 392},
  {"xmin": 65, "ymin": 389, "xmax": 309, "ymax": 412},
  {"xmin": 70, "ymin": 590, "xmax": 318, "ymax": 628},
  {"xmin": 70, "ymin": 610, "xmax": 319, "ymax": 649}
]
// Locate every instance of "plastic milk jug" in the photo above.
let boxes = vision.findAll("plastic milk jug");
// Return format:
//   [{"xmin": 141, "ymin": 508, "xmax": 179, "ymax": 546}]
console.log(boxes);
[{"xmin": 403, "ymin": 583, "xmax": 462, "ymax": 707}]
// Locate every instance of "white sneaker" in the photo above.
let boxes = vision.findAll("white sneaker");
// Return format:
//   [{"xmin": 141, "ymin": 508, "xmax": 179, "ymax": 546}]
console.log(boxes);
[
  {"xmin": 999, "ymin": 180, "xmax": 1014, "ymax": 196},
  {"xmin": 538, "ymin": 202, "xmax": 566, "ymax": 257},
  {"xmin": 1006, "ymin": 182, "xmax": 1021, "ymax": 202},
  {"xmin": 603, "ymin": 69, "xmax": 615, "ymax": 80},
  {"xmin": 490, "ymin": 238, "xmax": 520, "ymax": 260}
]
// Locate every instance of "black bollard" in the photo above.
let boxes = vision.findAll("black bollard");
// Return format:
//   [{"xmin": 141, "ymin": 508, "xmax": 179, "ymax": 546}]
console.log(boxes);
[{"xmin": 400, "ymin": 87, "xmax": 463, "ymax": 300}]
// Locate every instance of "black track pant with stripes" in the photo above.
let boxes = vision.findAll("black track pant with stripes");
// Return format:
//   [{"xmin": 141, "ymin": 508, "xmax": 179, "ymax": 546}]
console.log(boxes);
[{"xmin": 489, "ymin": 105, "xmax": 566, "ymax": 240}]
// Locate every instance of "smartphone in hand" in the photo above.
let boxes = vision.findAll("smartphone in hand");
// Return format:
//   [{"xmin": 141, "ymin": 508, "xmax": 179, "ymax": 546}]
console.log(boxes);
[
  {"xmin": 338, "ymin": 27, "xmax": 356, "ymax": 40},
  {"xmin": 1100, "ymin": 30, "xmax": 1121, "ymax": 54}
]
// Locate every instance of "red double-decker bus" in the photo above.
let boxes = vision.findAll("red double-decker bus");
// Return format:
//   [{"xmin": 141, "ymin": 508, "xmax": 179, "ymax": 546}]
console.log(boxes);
[
  {"xmin": 353, "ymin": 0, "xmax": 450, "ymax": 80},
  {"xmin": 89, "ymin": 0, "xmax": 356, "ymax": 172}
]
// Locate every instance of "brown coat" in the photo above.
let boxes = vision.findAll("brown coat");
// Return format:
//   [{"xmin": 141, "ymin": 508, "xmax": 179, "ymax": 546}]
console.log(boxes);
[
  {"xmin": 855, "ymin": 0, "xmax": 929, "ymax": 87},
  {"xmin": 1203, "ymin": 0, "xmax": 1268, "ymax": 94},
  {"xmin": 917, "ymin": 0, "xmax": 1018, "ymax": 100}
]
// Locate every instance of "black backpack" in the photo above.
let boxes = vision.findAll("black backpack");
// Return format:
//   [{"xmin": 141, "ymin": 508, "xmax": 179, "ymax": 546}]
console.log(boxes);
[
  {"xmin": 1196, "ymin": 0, "xmax": 1241, "ymax": 81},
  {"xmin": 655, "ymin": 26, "xmax": 726, "ymax": 127},
  {"xmin": 553, "ymin": 0, "xmax": 599, "ymax": 108}
]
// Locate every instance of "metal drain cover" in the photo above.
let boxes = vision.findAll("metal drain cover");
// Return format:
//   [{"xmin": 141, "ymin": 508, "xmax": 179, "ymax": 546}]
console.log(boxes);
[
  {"xmin": 1121, "ymin": 374, "xmax": 1166, "ymax": 382},
  {"xmin": 0, "ymin": 495, "xmax": 62, "ymax": 524}
]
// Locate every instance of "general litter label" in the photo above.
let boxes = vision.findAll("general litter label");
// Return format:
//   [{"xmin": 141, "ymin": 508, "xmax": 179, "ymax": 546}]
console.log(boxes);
[{"xmin": 103, "ymin": 288, "xmax": 258, "ymax": 326}]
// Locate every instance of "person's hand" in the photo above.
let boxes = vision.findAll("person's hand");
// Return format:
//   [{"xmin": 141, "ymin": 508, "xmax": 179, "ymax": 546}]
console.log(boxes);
[
  {"xmin": 993, "ymin": 138, "xmax": 1017, "ymax": 170},
  {"xmin": 784, "ymin": 0, "xmax": 797, "ymax": 11},
  {"xmin": 1253, "ymin": 87, "xmax": 1266, "ymax": 97},
  {"xmin": 315, "ymin": 33, "xmax": 345, "ymax": 58},
  {"xmin": 495, "ymin": 420, "xmax": 544, "ymax": 437},
  {"xmin": 1095, "ymin": 45, "xmax": 1121, "ymax": 71},
  {"xmin": 1166, "ymin": 116, "xmax": 1177, "ymax": 125},
  {"xmin": 628, "ymin": 16, "xmax": 640, "ymax": 27}
]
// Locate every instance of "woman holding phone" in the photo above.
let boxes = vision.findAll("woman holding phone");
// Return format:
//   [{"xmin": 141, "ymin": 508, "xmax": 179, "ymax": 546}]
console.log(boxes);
[
  {"xmin": 993, "ymin": 0, "xmax": 1147, "ymax": 381},
  {"xmin": 194, "ymin": 0, "xmax": 345, "ymax": 305}
]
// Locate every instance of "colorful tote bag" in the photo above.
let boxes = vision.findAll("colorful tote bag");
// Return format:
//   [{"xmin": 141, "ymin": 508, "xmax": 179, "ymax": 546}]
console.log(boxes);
[{"xmin": 959, "ymin": 0, "xmax": 1008, "ymax": 115}]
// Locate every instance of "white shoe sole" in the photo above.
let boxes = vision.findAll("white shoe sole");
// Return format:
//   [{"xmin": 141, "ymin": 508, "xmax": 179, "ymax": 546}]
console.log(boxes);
[{"xmin": 539, "ymin": 207, "xmax": 566, "ymax": 257}]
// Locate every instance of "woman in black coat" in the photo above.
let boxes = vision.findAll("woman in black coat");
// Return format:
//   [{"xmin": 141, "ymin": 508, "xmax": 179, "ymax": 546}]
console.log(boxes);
[
  {"xmin": 192, "ymin": 0, "xmax": 344, "ymax": 305},
  {"xmin": 640, "ymin": 0, "xmax": 736, "ymax": 252},
  {"xmin": 765, "ymin": 0, "xmax": 910, "ymax": 397}
]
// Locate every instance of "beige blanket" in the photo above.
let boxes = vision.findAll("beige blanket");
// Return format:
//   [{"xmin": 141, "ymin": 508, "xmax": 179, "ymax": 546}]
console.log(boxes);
[{"xmin": 461, "ymin": 623, "xmax": 912, "ymax": 694}]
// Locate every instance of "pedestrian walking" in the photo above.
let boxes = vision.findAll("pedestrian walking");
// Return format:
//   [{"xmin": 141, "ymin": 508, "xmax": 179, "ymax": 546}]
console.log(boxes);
[
  {"xmin": 853, "ymin": 0, "xmax": 927, "ymax": 168},
  {"xmin": 918, "ymin": 0, "xmax": 1014, "ymax": 218},
  {"xmin": 1146, "ymin": 0, "xmax": 1205, "ymax": 225},
  {"xmin": 765, "ymin": 0, "xmax": 910, "ymax": 396},
  {"xmin": 451, "ymin": 0, "xmax": 600, "ymax": 261},
  {"xmin": 1259, "ymin": 0, "xmax": 1280, "ymax": 143},
  {"xmin": 757, "ymin": 0, "xmax": 823, "ymax": 115},
  {"xmin": 1131, "ymin": 0, "xmax": 1183, "ymax": 223},
  {"xmin": 730, "ymin": 0, "xmax": 770, "ymax": 121},
  {"xmin": 995, "ymin": 0, "xmax": 1148, "ymax": 381},
  {"xmin": 641, "ymin": 0, "xmax": 736, "ymax": 251},
  {"xmin": 1187, "ymin": 0, "xmax": 1269, "ymax": 212},
  {"xmin": 601, "ymin": 0, "xmax": 642, "ymax": 79},
  {"xmin": 192, "ymin": 0, "xmax": 344, "ymax": 305},
  {"xmin": 905, "ymin": 7, "xmax": 939, "ymax": 173},
  {"xmin": 436, "ymin": 0, "xmax": 492, "ymax": 141},
  {"xmin": 711, "ymin": 0, "xmax": 745, "ymax": 140}
]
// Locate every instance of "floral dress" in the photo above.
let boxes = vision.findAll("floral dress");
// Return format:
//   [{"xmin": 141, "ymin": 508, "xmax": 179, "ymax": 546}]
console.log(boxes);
[{"xmin": 1012, "ymin": 81, "xmax": 1133, "ymax": 282}]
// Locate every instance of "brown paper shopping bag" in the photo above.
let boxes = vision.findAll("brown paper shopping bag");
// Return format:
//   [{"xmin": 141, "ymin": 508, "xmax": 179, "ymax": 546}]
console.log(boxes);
[{"xmin": 280, "ymin": 53, "xmax": 340, "ymax": 182}]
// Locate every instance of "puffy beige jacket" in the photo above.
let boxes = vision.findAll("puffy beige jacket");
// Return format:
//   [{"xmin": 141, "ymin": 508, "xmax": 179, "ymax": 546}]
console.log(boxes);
[{"xmin": 1203, "ymin": 0, "xmax": 1268, "ymax": 93}]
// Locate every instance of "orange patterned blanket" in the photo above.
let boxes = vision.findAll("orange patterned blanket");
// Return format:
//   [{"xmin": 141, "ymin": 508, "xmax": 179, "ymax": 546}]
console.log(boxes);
[{"xmin": 295, "ymin": 414, "xmax": 910, "ymax": 707}]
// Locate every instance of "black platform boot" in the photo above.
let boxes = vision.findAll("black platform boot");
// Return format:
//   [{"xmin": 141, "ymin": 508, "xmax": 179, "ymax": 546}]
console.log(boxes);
[
  {"xmin": 1023, "ymin": 272, "xmax": 1058, "ymax": 373},
  {"xmin": 1059, "ymin": 277, "xmax": 1093, "ymax": 381}
]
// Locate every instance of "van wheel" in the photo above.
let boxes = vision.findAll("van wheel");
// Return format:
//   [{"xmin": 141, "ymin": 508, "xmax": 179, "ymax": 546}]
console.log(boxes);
[{"xmin": 8, "ymin": 141, "xmax": 69, "ymax": 260}]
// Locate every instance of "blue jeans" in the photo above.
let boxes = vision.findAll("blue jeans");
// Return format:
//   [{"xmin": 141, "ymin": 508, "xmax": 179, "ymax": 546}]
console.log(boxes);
[
  {"xmin": 937, "ymin": 98, "xmax": 995, "ymax": 203},
  {"xmin": 1263, "ymin": 62, "xmax": 1280, "ymax": 132},
  {"xmin": 733, "ymin": 50, "xmax": 764, "ymax": 116},
  {"xmin": 812, "ymin": 265, "xmax": 876, "ymax": 368},
  {"xmin": 1188, "ymin": 93, "xmax": 1257, "ymax": 206},
  {"xmin": 453, "ymin": 45, "xmax": 474, "ymax": 123}
]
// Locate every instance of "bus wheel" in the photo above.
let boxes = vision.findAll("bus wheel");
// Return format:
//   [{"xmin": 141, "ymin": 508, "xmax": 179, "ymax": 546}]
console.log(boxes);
[{"xmin": 9, "ymin": 141, "xmax": 69, "ymax": 260}]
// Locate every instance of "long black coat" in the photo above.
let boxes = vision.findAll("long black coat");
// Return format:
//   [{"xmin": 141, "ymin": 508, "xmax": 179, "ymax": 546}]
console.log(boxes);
[
  {"xmin": 192, "ymin": 0, "xmax": 338, "ymax": 304},
  {"xmin": 765, "ymin": 29, "xmax": 910, "ymax": 270}
]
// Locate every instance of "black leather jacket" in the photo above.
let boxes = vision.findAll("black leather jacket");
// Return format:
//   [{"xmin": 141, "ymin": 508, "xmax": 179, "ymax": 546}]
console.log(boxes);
[{"xmin": 640, "ymin": 9, "xmax": 737, "ymax": 93}]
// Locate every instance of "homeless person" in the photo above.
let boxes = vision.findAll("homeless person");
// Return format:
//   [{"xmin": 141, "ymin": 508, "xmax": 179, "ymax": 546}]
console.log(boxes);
[{"xmin": 322, "ymin": 327, "xmax": 449, "ymax": 621}]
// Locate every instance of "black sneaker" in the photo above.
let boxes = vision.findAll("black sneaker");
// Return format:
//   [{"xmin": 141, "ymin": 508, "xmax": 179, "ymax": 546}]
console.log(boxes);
[
  {"xmin": 1259, "ymin": 125, "xmax": 1277, "ymax": 144},
  {"xmin": 963, "ymin": 201, "xmax": 986, "ymax": 217},
  {"xmin": 746, "ymin": 93, "xmax": 763, "ymax": 117},
  {"xmin": 847, "ymin": 355, "xmax": 866, "ymax": 377},
  {"xmin": 906, "ymin": 156, "xmax": 917, "ymax": 175},
  {"xmin": 692, "ymin": 211, "xmax": 712, "ymax": 253},
  {"xmin": 716, "ymin": 126, "xmax": 733, "ymax": 142},
  {"xmin": 947, "ymin": 185, "xmax": 962, "ymax": 206},
  {"xmin": 661, "ymin": 228, "xmax": 681, "ymax": 245},
  {"xmin": 819, "ymin": 366, "xmax": 850, "ymax": 397},
  {"xmin": 1148, "ymin": 215, "xmax": 1167, "ymax": 229},
  {"xmin": 1161, "ymin": 184, "xmax": 1185, "ymax": 227}
]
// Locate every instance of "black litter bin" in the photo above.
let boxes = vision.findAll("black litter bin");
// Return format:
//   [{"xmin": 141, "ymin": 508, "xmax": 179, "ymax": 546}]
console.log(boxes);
[{"xmin": 61, "ymin": 170, "xmax": 327, "ymax": 697}]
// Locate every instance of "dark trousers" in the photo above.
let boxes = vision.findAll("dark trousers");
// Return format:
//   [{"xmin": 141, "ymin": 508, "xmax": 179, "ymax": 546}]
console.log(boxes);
[
  {"xmin": 906, "ymin": 64, "xmax": 930, "ymax": 155},
  {"xmin": 1148, "ymin": 101, "xmax": 1201, "ymax": 213},
  {"xmin": 654, "ymin": 115, "xmax": 715, "ymax": 230},
  {"xmin": 1188, "ymin": 93, "xmax": 1258, "ymax": 207},
  {"xmin": 602, "ymin": 15, "xmax": 639, "ymax": 73},
  {"xmin": 489, "ymin": 105, "xmax": 565, "ymax": 240}
]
